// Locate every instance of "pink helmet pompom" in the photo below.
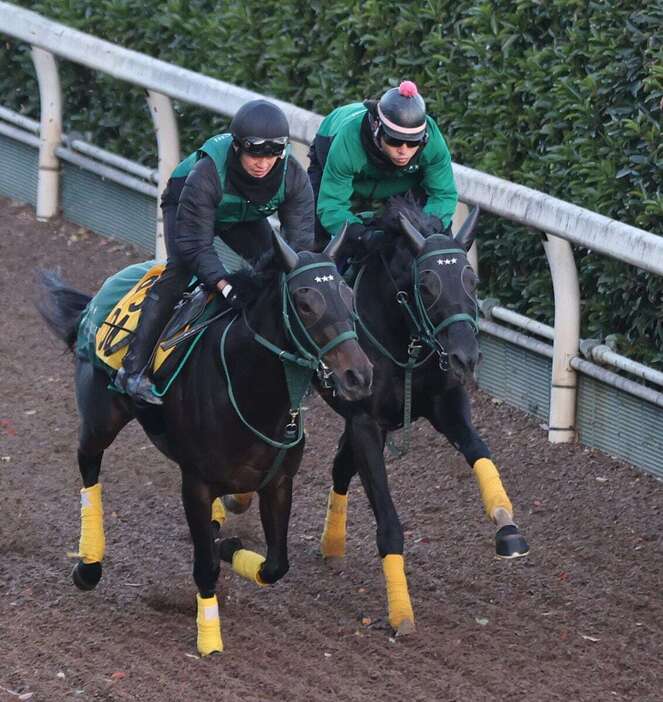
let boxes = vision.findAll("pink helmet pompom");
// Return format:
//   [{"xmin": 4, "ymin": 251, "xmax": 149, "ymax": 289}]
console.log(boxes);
[{"xmin": 398, "ymin": 80, "xmax": 418, "ymax": 97}]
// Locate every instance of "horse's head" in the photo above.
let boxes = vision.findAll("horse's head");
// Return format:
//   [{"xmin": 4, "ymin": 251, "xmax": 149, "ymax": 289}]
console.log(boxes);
[
  {"xmin": 272, "ymin": 228, "xmax": 373, "ymax": 401},
  {"xmin": 380, "ymin": 197, "xmax": 481, "ymax": 384}
]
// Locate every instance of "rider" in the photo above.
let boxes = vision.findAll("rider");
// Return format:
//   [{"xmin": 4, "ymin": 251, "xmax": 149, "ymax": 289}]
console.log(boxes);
[
  {"xmin": 115, "ymin": 98, "xmax": 315, "ymax": 405},
  {"xmin": 308, "ymin": 80, "xmax": 458, "ymax": 252}
]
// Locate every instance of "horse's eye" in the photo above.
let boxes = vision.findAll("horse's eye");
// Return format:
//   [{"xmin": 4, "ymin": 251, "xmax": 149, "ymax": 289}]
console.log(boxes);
[
  {"xmin": 292, "ymin": 287, "xmax": 325, "ymax": 328},
  {"xmin": 418, "ymin": 270, "xmax": 441, "ymax": 306}
]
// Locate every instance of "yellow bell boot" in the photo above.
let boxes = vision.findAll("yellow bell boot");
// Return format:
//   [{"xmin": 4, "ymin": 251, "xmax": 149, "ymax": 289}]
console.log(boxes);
[
  {"xmin": 196, "ymin": 593, "xmax": 223, "ymax": 655},
  {"xmin": 79, "ymin": 483, "xmax": 105, "ymax": 564},
  {"xmin": 211, "ymin": 497, "xmax": 226, "ymax": 526},
  {"xmin": 473, "ymin": 458, "xmax": 513, "ymax": 521},
  {"xmin": 320, "ymin": 489, "xmax": 348, "ymax": 559},
  {"xmin": 232, "ymin": 549, "xmax": 267, "ymax": 586},
  {"xmin": 382, "ymin": 554, "xmax": 415, "ymax": 634}
]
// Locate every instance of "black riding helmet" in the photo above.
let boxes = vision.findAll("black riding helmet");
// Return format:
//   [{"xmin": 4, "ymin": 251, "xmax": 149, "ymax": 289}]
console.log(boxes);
[
  {"xmin": 230, "ymin": 99, "xmax": 290, "ymax": 157},
  {"xmin": 377, "ymin": 81, "xmax": 427, "ymax": 143}
]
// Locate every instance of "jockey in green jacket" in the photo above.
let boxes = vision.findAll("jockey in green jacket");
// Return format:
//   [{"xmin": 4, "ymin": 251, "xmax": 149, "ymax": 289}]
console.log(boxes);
[{"xmin": 308, "ymin": 80, "xmax": 458, "ymax": 252}]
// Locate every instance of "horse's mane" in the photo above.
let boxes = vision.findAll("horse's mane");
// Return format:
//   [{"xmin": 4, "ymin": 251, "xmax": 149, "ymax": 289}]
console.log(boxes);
[
  {"xmin": 376, "ymin": 193, "xmax": 442, "ymax": 237},
  {"xmin": 372, "ymin": 194, "xmax": 452, "ymax": 289},
  {"xmin": 224, "ymin": 249, "xmax": 319, "ymax": 308}
]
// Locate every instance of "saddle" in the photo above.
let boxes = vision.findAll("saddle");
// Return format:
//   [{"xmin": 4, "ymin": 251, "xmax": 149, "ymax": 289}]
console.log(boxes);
[{"xmin": 93, "ymin": 264, "xmax": 224, "ymax": 387}]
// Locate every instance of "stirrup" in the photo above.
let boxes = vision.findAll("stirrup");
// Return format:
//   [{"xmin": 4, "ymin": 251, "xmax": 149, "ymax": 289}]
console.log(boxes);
[{"xmin": 115, "ymin": 368, "xmax": 162, "ymax": 405}]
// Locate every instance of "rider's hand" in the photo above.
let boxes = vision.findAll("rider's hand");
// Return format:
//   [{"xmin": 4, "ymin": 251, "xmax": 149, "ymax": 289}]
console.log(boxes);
[{"xmin": 217, "ymin": 279, "xmax": 242, "ymax": 309}]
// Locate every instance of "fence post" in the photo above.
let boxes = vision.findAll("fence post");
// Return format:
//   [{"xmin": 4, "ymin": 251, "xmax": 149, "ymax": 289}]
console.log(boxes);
[
  {"xmin": 146, "ymin": 90, "xmax": 180, "ymax": 261},
  {"xmin": 31, "ymin": 47, "xmax": 62, "ymax": 221},
  {"xmin": 542, "ymin": 233, "xmax": 580, "ymax": 443}
]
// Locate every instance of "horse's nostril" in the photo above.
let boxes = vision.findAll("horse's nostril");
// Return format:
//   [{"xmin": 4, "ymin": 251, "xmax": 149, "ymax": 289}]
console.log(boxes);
[{"xmin": 344, "ymin": 367, "xmax": 372, "ymax": 391}]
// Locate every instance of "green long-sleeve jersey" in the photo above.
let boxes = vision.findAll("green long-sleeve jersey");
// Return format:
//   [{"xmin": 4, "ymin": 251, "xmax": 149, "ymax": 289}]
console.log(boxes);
[{"xmin": 316, "ymin": 103, "xmax": 458, "ymax": 236}]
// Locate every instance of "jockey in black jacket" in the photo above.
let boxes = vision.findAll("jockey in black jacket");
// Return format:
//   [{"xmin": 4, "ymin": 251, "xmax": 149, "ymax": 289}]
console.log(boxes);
[{"xmin": 115, "ymin": 99, "xmax": 315, "ymax": 405}]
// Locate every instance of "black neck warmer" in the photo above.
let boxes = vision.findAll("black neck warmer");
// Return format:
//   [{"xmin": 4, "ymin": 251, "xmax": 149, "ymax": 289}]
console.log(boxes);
[{"xmin": 227, "ymin": 146, "xmax": 285, "ymax": 205}]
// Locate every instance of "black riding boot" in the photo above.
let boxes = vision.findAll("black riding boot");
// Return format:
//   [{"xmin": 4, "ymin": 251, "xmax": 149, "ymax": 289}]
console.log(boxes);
[{"xmin": 115, "ymin": 292, "xmax": 167, "ymax": 405}]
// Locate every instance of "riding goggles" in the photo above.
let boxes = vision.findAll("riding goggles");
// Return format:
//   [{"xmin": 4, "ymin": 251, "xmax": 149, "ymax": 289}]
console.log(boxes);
[
  {"xmin": 238, "ymin": 135, "xmax": 289, "ymax": 156},
  {"xmin": 382, "ymin": 133, "xmax": 426, "ymax": 149}
]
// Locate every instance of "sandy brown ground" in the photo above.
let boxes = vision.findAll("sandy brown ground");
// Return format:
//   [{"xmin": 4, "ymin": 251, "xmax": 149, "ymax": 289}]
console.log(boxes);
[{"xmin": 1, "ymin": 195, "xmax": 662, "ymax": 702}]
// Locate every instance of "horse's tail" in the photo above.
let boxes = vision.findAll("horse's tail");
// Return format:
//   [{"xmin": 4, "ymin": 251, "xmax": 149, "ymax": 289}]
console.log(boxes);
[{"xmin": 35, "ymin": 269, "xmax": 92, "ymax": 353}]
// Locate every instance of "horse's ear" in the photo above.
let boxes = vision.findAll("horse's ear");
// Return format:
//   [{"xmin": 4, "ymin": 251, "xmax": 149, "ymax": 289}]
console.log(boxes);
[
  {"xmin": 322, "ymin": 222, "xmax": 349, "ymax": 262},
  {"xmin": 399, "ymin": 213, "xmax": 426, "ymax": 255},
  {"xmin": 453, "ymin": 205, "xmax": 480, "ymax": 251},
  {"xmin": 272, "ymin": 230, "xmax": 298, "ymax": 272}
]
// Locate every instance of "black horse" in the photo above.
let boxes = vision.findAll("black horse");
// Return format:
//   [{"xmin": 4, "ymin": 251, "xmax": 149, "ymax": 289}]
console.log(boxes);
[
  {"xmin": 37, "ymin": 230, "xmax": 373, "ymax": 654},
  {"xmin": 312, "ymin": 197, "xmax": 530, "ymax": 634}
]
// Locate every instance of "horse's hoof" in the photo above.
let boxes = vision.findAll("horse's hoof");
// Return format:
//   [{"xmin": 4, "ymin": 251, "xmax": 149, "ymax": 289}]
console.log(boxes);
[
  {"xmin": 222, "ymin": 493, "xmax": 253, "ymax": 515},
  {"xmin": 495, "ymin": 525, "xmax": 530, "ymax": 559},
  {"xmin": 72, "ymin": 561, "xmax": 102, "ymax": 591},
  {"xmin": 395, "ymin": 619, "xmax": 416, "ymax": 637}
]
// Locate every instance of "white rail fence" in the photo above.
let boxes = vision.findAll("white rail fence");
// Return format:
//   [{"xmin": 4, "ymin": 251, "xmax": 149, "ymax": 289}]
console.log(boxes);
[{"xmin": 1, "ymin": 2, "xmax": 661, "ymax": 452}]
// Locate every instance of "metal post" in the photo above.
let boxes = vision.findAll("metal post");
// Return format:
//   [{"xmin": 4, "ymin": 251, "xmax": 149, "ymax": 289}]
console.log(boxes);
[
  {"xmin": 146, "ymin": 90, "xmax": 180, "ymax": 261},
  {"xmin": 31, "ymin": 47, "xmax": 62, "ymax": 220},
  {"xmin": 542, "ymin": 233, "xmax": 580, "ymax": 443}
]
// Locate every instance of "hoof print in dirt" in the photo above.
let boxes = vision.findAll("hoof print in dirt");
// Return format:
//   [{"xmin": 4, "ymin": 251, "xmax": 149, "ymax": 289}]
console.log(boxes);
[
  {"xmin": 72, "ymin": 561, "xmax": 102, "ymax": 590},
  {"xmin": 495, "ymin": 525, "xmax": 529, "ymax": 559}
]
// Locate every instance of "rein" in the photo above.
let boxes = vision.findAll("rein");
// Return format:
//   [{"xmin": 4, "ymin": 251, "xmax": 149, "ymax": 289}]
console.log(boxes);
[{"xmin": 221, "ymin": 261, "xmax": 358, "ymax": 489}]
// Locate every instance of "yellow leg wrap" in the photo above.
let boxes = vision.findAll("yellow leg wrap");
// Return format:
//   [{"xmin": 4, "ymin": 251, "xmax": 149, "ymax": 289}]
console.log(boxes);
[
  {"xmin": 211, "ymin": 497, "xmax": 226, "ymax": 525},
  {"xmin": 473, "ymin": 458, "xmax": 513, "ymax": 521},
  {"xmin": 320, "ymin": 489, "xmax": 348, "ymax": 558},
  {"xmin": 196, "ymin": 593, "xmax": 223, "ymax": 655},
  {"xmin": 79, "ymin": 483, "xmax": 105, "ymax": 564},
  {"xmin": 232, "ymin": 549, "xmax": 267, "ymax": 587},
  {"xmin": 382, "ymin": 554, "xmax": 414, "ymax": 630}
]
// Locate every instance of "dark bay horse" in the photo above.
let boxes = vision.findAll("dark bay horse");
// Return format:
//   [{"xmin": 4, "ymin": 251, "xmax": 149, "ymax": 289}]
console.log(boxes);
[
  {"xmin": 37, "ymin": 230, "xmax": 373, "ymax": 654},
  {"xmin": 314, "ymin": 197, "xmax": 530, "ymax": 634}
]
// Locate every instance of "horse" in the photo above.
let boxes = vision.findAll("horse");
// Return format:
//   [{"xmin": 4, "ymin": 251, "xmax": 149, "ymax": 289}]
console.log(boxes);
[
  {"xmin": 36, "ymin": 229, "xmax": 373, "ymax": 654},
  {"xmin": 312, "ymin": 196, "xmax": 530, "ymax": 634}
]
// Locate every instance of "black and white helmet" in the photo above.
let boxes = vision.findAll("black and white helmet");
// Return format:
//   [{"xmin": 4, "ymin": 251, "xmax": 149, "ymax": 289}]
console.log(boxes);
[{"xmin": 377, "ymin": 81, "xmax": 427, "ymax": 143}]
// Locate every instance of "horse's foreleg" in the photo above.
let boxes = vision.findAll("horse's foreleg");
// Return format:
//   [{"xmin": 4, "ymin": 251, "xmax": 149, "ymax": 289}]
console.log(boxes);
[
  {"xmin": 181, "ymin": 473, "xmax": 222, "ymax": 655},
  {"xmin": 320, "ymin": 427, "xmax": 355, "ymax": 560},
  {"xmin": 350, "ymin": 414, "xmax": 415, "ymax": 635},
  {"xmin": 430, "ymin": 388, "xmax": 529, "ymax": 558}
]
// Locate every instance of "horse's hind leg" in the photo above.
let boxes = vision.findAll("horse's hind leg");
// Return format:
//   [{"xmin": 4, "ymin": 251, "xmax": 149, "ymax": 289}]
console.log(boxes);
[
  {"xmin": 321, "ymin": 426, "xmax": 355, "ymax": 560},
  {"xmin": 430, "ymin": 387, "xmax": 529, "ymax": 558},
  {"xmin": 72, "ymin": 361, "xmax": 132, "ymax": 590}
]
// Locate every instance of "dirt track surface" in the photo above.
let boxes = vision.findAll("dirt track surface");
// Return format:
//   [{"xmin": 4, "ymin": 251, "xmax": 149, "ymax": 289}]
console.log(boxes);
[{"xmin": 1, "ymin": 196, "xmax": 662, "ymax": 702}]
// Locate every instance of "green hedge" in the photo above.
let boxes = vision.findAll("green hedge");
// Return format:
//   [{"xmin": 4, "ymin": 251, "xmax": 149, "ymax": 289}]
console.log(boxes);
[{"xmin": 1, "ymin": 0, "xmax": 661, "ymax": 363}]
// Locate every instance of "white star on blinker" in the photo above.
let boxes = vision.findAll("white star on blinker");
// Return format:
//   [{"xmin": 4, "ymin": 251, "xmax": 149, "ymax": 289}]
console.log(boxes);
[
  {"xmin": 314, "ymin": 275, "xmax": 335, "ymax": 283},
  {"xmin": 436, "ymin": 257, "xmax": 458, "ymax": 265}
]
